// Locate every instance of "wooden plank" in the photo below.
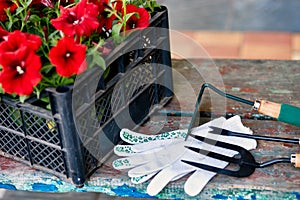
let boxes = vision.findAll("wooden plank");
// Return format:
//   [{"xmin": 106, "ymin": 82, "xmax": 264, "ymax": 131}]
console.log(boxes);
[{"xmin": 1, "ymin": 59, "xmax": 300, "ymax": 199}]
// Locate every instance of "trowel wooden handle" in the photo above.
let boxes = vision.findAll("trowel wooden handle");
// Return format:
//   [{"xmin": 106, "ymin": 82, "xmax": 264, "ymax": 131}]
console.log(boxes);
[
  {"xmin": 291, "ymin": 154, "xmax": 300, "ymax": 168},
  {"xmin": 254, "ymin": 100, "xmax": 300, "ymax": 127}
]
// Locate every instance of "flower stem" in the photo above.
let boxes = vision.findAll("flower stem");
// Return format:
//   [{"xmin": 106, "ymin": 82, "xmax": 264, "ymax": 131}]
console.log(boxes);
[{"xmin": 122, "ymin": 0, "xmax": 127, "ymax": 33}]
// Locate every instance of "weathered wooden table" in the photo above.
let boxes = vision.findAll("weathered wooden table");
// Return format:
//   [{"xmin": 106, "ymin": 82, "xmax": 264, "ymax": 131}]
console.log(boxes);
[{"xmin": 1, "ymin": 59, "xmax": 300, "ymax": 199}]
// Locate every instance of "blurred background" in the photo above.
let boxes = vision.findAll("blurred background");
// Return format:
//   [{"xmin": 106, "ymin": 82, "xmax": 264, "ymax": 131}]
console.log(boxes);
[{"xmin": 163, "ymin": 0, "xmax": 300, "ymax": 60}]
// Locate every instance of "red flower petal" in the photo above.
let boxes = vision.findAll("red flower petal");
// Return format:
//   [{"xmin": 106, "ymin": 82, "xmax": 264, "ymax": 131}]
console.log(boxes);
[
  {"xmin": 122, "ymin": 5, "xmax": 150, "ymax": 31},
  {"xmin": 49, "ymin": 37, "xmax": 87, "ymax": 77},
  {"xmin": 89, "ymin": 0, "xmax": 109, "ymax": 13},
  {"xmin": 30, "ymin": 0, "xmax": 74, "ymax": 7},
  {"xmin": 0, "ymin": 31, "xmax": 26, "ymax": 53},
  {"xmin": 0, "ymin": 1, "xmax": 17, "ymax": 22},
  {"xmin": 24, "ymin": 33, "xmax": 42, "ymax": 51},
  {"xmin": 112, "ymin": 1, "xmax": 123, "ymax": 12},
  {"xmin": 0, "ymin": 31, "xmax": 41, "ymax": 53},
  {"xmin": 51, "ymin": 0, "xmax": 99, "ymax": 37},
  {"xmin": 0, "ymin": 26, "xmax": 8, "ymax": 42},
  {"xmin": 136, "ymin": 8, "xmax": 150, "ymax": 28},
  {"xmin": 0, "ymin": 47, "xmax": 42, "ymax": 96}
]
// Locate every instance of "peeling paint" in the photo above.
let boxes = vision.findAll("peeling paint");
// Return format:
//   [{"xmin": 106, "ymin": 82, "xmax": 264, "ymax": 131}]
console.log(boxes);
[
  {"xmin": 32, "ymin": 183, "xmax": 58, "ymax": 192},
  {"xmin": 269, "ymin": 89, "xmax": 292, "ymax": 94},
  {"xmin": 0, "ymin": 183, "xmax": 16, "ymax": 190},
  {"xmin": 111, "ymin": 184, "xmax": 155, "ymax": 199}
]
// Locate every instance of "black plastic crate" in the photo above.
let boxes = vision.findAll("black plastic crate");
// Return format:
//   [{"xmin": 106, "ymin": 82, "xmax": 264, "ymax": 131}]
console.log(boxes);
[{"xmin": 0, "ymin": 6, "xmax": 172, "ymax": 187}]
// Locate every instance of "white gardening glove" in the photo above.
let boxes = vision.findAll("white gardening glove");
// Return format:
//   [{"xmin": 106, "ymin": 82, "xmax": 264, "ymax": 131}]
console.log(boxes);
[{"xmin": 112, "ymin": 116, "xmax": 257, "ymax": 196}]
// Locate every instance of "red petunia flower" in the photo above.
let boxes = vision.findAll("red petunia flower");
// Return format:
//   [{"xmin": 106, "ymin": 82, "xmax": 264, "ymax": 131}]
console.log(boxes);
[
  {"xmin": 89, "ymin": 0, "xmax": 108, "ymax": 13},
  {"xmin": 122, "ymin": 5, "xmax": 150, "ymax": 31},
  {"xmin": 24, "ymin": 32, "xmax": 43, "ymax": 51},
  {"xmin": 51, "ymin": 0, "xmax": 99, "ymax": 37},
  {"xmin": 0, "ymin": 26, "xmax": 8, "ymax": 42},
  {"xmin": 0, "ymin": 47, "xmax": 42, "ymax": 96},
  {"xmin": 49, "ymin": 37, "xmax": 87, "ymax": 77},
  {"xmin": 89, "ymin": 0, "xmax": 115, "ymax": 36},
  {"xmin": 98, "ymin": 15, "xmax": 115, "ymax": 36},
  {"xmin": 31, "ymin": 0, "xmax": 75, "ymax": 8},
  {"xmin": 112, "ymin": 1, "xmax": 123, "ymax": 12},
  {"xmin": 0, "ymin": 1, "xmax": 17, "ymax": 22},
  {"xmin": 0, "ymin": 31, "xmax": 42, "ymax": 54},
  {"xmin": 31, "ymin": 0, "xmax": 52, "ymax": 7}
]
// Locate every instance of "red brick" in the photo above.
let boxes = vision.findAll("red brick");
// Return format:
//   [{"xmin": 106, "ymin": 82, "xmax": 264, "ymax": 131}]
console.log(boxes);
[
  {"xmin": 243, "ymin": 32, "xmax": 291, "ymax": 46},
  {"xmin": 240, "ymin": 43, "xmax": 291, "ymax": 60}
]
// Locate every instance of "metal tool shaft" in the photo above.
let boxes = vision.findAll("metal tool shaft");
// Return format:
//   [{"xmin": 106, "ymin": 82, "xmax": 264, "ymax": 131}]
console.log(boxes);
[
  {"xmin": 209, "ymin": 127, "xmax": 300, "ymax": 144},
  {"xmin": 185, "ymin": 83, "xmax": 255, "ymax": 140}
]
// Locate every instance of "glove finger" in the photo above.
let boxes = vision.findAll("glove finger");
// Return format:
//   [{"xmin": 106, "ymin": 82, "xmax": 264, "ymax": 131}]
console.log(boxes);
[
  {"xmin": 220, "ymin": 115, "xmax": 257, "ymax": 150},
  {"xmin": 214, "ymin": 135, "xmax": 257, "ymax": 150},
  {"xmin": 114, "ymin": 138, "xmax": 185, "ymax": 158},
  {"xmin": 132, "ymin": 138, "xmax": 183, "ymax": 152},
  {"xmin": 224, "ymin": 115, "xmax": 252, "ymax": 134},
  {"xmin": 184, "ymin": 138, "xmax": 237, "ymax": 159},
  {"xmin": 128, "ymin": 142, "xmax": 188, "ymax": 176},
  {"xmin": 131, "ymin": 172, "xmax": 157, "ymax": 184},
  {"xmin": 170, "ymin": 163, "xmax": 198, "ymax": 181},
  {"xmin": 170, "ymin": 171, "xmax": 191, "ymax": 182},
  {"xmin": 112, "ymin": 156, "xmax": 149, "ymax": 170},
  {"xmin": 182, "ymin": 155, "xmax": 229, "ymax": 196},
  {"xmin": 191, "ymin": 116, "xmax": 257, "ymax": 151},
  {"xmin": 146, "ymin": 163, "xmax": 194, "ymax": 196},
  {"xmin": 128, "ymin": 161, "xmax": 166, "ymax": 177},
  {"xmin": 114, "ymin": 145, "xmax": 137, "ymax": 156},
  {"xmin": 114, "ymin": 143, "xmax": 167, "ymax": 156},
  {"xmin": 184, "ymin": 169, "xmax": 216, "ymax": 196},
  {"xmin": 120, "ymin": 128, "xmax": 187, "ymax": 144},
  {"xmin": 191, "ymin": 117, "xmax": 226, "ymax": 133}
]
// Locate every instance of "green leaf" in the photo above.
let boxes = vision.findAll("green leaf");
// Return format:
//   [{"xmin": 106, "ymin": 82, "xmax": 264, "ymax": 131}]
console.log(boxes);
[
  {"xmin": 41, "ymin": 64, "xmax": 54, "ymax": 74},
  {"xmin": 125, "ymin": 13, "xmax": 136, "ymax": 21},
  {"xmin": 87, "ymin": 39, "xmax": 105, "ymax": 56},
  {"xmin": 93, "ymin": 53, "xmax": 106, "ymax": 70},
  {"xmin": 0, "ymin": 86, "xmax": 4, "ymax": 94},
  {"xmin": 48, "ymin": 30, "xmax": 61, "ymax": 45},
  {"xmin": 40, "ymin": 96, "xmax": 50, "ymax": 104},
  {"xmin": 46, "ymin": 103, "xmax": 51, "ymax": 110},
  {"xmin": 28, "ymin": 14, "xmax": 41, "ymax": 23},
  {"xmin": 18, "ymin": 0, "xmax": 33, "ymax": 8},
  {"xmin": 112, "ymin": 23, "xmax": 123, "ymax": 43},
  {"xmin": 15, "ymin": 6, "xmax": 26, "ymax": 16},
  {"xmin": 103, "ymin": 67, "xmax": 110, "ymax": 79},
  {"xmin": 9, "ymin": 107, "xmax": 22, "ymax": 126},
  {"xmin": 112, "ymin": 23, "xmax": 123, "ymax": 37},
  {"xmin": 25, "ymin": 0, "xmax": 33, "ymax": 7},
  {"xmin": 34, "ymin": 87, "xmax": 41, "ymax": 99},
  {"xmin": 7, "ymin": 21, "xmax": 13, "ymax": 30},
  {"xmin": 19, "ymin": 95, "xmax": 28, "ymax": 103},
  {"xmin": 60, "ymin": 77, "xmax": 75, "ymax": 86}
]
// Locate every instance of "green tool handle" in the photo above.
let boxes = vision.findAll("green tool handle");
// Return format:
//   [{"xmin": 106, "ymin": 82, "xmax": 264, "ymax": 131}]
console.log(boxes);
[{"xmin": 256, "ymin": 100, "xmax": 300, "ymax": 127}]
